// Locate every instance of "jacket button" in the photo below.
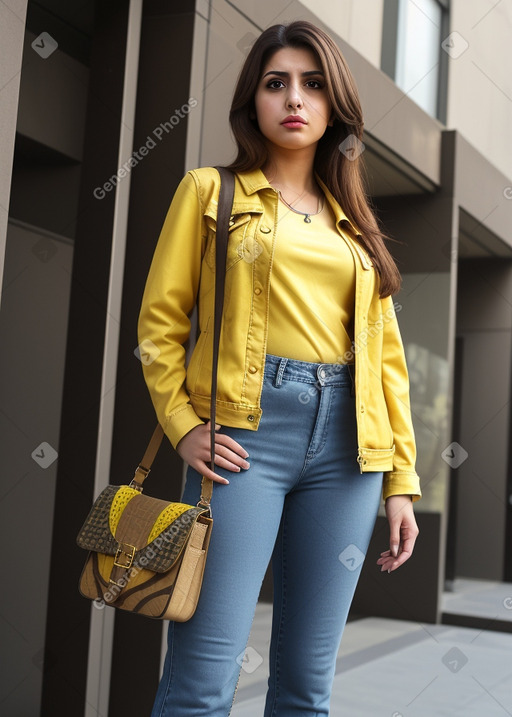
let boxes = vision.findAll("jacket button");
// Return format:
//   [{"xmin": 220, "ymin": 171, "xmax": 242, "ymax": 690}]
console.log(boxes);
[
  {"xmin": 249, "ymin": 366, "xmax": 258, "ymax": 374},
  {"xmin": 254, "ymin": 287, "xmax": 262, "ymax": 295},
  {"xmin": 360, "ymin": 405, "xmax": 365, "ymax": 413},
  {"xmin": 260, "ymin": 225, "xmax": 271, "ymax": 234},
  {"xmin": 247, "ymin": 415, "xmax": 255, "ymax": 422}
]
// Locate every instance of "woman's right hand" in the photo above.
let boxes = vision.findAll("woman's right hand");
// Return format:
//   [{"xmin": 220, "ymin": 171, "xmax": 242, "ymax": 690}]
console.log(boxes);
[{"xmin": 176, "ymin": 421, "xmax": 250, "ymax": 484}]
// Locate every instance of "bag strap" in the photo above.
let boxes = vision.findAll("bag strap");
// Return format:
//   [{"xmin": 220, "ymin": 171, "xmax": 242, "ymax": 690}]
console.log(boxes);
[
  {"xmin": 131, "ymin": 167, "xmax": 235, "ymax": 512},
  {"xmin": 199, "ymin": 166, "xmax": 235, "ymax": 507}
]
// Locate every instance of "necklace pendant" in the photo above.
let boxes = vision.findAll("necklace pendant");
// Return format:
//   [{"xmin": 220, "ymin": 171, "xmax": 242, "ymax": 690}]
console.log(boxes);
[{"xmin": 304, "ymin": 214, "xmax": 311, "ymax": 223}]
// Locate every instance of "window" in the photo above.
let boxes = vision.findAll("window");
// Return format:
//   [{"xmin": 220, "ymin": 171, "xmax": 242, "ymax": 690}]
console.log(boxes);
[{"xmin": 381, "ymin": 0, "xmax": 449, "ymax": 121}]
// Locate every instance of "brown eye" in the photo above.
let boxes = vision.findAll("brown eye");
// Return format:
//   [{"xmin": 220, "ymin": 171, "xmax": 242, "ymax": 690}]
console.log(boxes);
[{"xmin": 306, "ymin": 80, "xmax": 323, "ymax": 89}]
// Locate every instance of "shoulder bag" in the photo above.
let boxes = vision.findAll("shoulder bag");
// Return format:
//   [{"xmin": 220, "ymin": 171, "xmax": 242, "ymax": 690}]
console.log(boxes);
[{"xmin": 76, "ymin": 166, "xmax": 235, "ymax": 620}]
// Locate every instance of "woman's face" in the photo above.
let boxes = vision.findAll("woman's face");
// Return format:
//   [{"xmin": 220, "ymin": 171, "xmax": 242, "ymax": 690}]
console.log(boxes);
[{"xmin": 254, "ymin": 45, "xmax": 333, "ymax": 156}]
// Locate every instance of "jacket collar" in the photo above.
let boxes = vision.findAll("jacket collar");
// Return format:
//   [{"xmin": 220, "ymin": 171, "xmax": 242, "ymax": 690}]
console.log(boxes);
[
  {"xmin": 234, "ymin": 167, "xmax": 372, "ymax": 269},
  {"xmin": 236, "ymin": 167, "xmax": 361, "ymax": 237}
]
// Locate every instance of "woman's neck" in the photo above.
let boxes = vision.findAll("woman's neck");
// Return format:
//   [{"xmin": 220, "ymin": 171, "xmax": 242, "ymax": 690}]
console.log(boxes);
[{"xmin": 260, "ymin": 147, "xmax": 320, "ymax": 200}]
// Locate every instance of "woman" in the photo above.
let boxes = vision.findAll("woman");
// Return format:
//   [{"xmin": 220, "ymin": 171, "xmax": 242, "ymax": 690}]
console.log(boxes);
[{"xmin": 139, "ymin": 19, "xmax": 420, "ymax": 717}]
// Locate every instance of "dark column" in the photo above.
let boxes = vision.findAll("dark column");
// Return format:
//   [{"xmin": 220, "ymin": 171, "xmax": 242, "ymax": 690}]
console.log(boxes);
[
  {"xmin": 107, "ymin": 2, "xmax": 196, "ymax": 714},
  {"xmin": 505, "ymin": 416, "xmax": 512, "ymax": 581},
  {"xmin": 445, "ymin": 336, "xmax": 464, "ymax": 585},
  {"xmin": 41, "ymin": 3, "xmax": 129, "ymax": 714}
]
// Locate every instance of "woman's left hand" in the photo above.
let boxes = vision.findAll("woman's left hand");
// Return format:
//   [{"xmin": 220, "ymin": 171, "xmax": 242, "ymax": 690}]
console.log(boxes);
[{"xmin": 377, "ymin": 494, "xmax": 419, "ymax": 573}]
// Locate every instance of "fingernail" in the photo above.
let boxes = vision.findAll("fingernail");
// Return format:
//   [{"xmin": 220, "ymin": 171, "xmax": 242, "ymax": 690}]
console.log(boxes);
[
  {"xmin": 243, "ymin": 461, "xmax": 250, "ymax": 469},
  {"xmin": 387, "ymin": 569, "xmax": 391, "ymax": 573},
  {"xmin": 223, "ymin": 478, "xmax": 230, "ymax": 484}
]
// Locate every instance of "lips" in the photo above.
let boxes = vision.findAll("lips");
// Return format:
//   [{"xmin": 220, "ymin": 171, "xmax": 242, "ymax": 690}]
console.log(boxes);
[{"xmin": 281, "ymin": 115, "xmax": 307, "ymax": 128}]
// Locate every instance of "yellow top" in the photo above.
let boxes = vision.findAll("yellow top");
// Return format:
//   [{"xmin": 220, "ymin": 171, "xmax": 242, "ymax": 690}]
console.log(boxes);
[
  {"xmin": 267, "ymin": 197, "xmax": 356, "ymax": 363},
  {"xmin": 137, "ymin": 167, "xmax": 421, "ymax": 501}
]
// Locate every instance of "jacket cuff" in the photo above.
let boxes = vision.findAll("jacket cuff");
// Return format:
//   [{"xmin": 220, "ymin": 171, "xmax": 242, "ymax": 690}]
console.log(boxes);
[
  {"xmin": 382, "ymin": 470, "xmax": 422, "ymax": 502},
  {"xmin": 164, "ymin": 404, "xmax": 205, "ymax": 450}
]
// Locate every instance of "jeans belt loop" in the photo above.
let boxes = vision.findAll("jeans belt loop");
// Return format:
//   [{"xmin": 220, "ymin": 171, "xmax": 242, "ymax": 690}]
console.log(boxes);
[{"xmin": 274, "ymin": 357, "xmax": 288, "ymax": 387}]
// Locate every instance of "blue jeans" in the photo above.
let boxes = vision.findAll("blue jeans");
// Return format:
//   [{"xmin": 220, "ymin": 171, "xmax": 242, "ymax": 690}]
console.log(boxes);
[{"xmin": 151, "ymin": 354, "xmax": 383, "ymax": 717}]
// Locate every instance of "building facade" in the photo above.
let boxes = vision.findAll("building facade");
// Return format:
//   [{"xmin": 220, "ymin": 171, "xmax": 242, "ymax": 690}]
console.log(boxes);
[{"xmin": 0, "ymin": 0, "xmax": 511, "ymax": 714}]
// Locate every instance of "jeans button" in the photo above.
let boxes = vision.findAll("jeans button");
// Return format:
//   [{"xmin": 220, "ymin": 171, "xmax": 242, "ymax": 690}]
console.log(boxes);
[{"xmin": 317, "ymin": 366, "xmax": 327, "ymax": 383}]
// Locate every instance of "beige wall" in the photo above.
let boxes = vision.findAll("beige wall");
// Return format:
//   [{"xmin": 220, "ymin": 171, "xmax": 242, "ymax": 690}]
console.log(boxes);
[
  {"xmin": 0, "ymin": 0, "xmax": 28, "ymax": 303},
  {"xmin": 300, "ymin": 0, "xmax": 384, "ymax": 68},
  {"xmin": 447, "ymin": 0, "xmax": 512, "ymax": 179}
]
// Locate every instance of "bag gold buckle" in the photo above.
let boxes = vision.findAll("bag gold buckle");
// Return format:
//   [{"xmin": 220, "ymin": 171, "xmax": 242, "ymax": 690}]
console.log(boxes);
[
  {"xmin": 113, "ymin": 542, "xmax": 136, "ymax": 569},
  {"xmin": 129, "ymin": 464, "xmax": 150, "ymax": 492}
]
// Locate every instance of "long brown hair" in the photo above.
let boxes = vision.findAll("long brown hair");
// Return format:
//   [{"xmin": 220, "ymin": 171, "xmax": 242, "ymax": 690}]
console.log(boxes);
[{"xmin": 226, "ymin": 20, "xmax": 401, "ymax": 297}]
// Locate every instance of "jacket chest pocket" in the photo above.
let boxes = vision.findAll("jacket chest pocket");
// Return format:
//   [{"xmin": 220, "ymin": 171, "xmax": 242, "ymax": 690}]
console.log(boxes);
[{"xmin": 204, "ymin": 213, "xmax": 260, "ymax": 272}]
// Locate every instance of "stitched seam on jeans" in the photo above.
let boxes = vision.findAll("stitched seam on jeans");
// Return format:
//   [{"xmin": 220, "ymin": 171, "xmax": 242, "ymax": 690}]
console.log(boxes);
[
  {"xmin": 228, "ymin": 663, "xmax": 243, "ymax": 716},
  {"xmin": 314, "ymin": 385, "xmax": 333, "ymax": 457},
  {"xmin": 305, "ymin": 388, "xmax": 326, "ymax": 462},
  {"xmin": 270, "ymin": 508, "xmax": 288, "ymax": 716},
  {"xmin": 158, "ymin": 621, "xmax": 175, "ymax": 717}
]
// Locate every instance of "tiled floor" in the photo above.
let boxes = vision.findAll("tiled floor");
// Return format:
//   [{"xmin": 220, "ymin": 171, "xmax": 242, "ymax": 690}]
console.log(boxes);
[{"xmin": 231, "ymin": 580, "xmax": 512, "ymax": 716}]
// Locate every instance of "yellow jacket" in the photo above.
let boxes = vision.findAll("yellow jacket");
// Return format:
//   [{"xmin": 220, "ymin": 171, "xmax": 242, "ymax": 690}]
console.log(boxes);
[{"xmin": 138, "ymin": 167, "xmax": 421, "ymax": 502}]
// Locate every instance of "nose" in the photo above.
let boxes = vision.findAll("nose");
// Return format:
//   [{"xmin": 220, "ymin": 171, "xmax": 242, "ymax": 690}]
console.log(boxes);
[{"xmin": 286, "ymin": 83, "xmax": 303, "ymax": 109}]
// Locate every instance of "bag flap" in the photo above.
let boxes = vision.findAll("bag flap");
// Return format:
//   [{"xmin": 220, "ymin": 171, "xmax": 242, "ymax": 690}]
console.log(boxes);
[{"xmin": 76, "ymin": 484, "xmax": 208, "ymax": 572}]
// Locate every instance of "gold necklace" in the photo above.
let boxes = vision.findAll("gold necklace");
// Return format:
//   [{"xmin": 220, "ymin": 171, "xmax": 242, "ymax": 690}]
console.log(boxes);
[{"xmin": 277, "ymin": 190, "xmax": 324, "ymax": 223}]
